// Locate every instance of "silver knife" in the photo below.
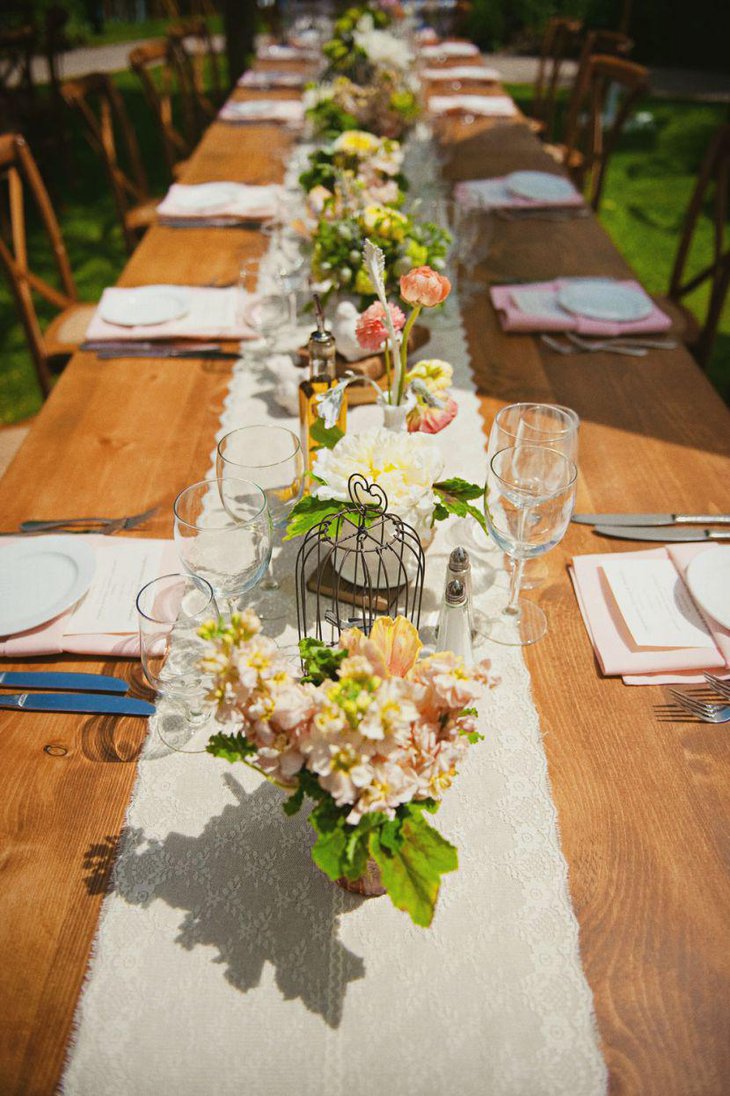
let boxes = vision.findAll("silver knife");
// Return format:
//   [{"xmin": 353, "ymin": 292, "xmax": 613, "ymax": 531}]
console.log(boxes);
[
  {"xmin": 573, "ymin": 513, "xmax": 730, "ymax": 526},
  {"xmin": 593, "ymin": 525, "xmax": 730, "ymax": 542},
  {"xmin": 0, "ymin": 693, "xmax": 154, "ymax": 716},
  {"xmin": 0, "ymin": 671, "xmax": 129, "ymax": 694}
]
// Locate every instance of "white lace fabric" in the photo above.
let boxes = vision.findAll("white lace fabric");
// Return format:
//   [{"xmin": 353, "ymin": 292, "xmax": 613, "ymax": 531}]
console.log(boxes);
[{"xmin": 61, "ymin": 129, "xmax": 607, "ymax": 1096}]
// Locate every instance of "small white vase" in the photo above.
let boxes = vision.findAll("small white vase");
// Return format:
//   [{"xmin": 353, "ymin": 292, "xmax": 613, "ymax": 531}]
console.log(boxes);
[{"xmin": 382, "ymin": 403, "xmax": 408, "ymax": 433}]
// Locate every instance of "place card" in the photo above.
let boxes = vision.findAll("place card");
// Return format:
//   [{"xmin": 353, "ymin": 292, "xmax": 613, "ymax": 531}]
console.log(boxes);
[
  {"xmin": 65, "ymin": 539, "xmax": 168, "ymax": 635},
  {"xmin": 601, "ymin": 558, "xmax": 716, "ymax": 649}
]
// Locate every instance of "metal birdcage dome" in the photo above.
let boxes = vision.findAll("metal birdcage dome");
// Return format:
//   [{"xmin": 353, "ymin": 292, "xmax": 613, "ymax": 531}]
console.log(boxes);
[{"xmin": 295, "ymin": 473, "xmax": 425, "ymax": 643}]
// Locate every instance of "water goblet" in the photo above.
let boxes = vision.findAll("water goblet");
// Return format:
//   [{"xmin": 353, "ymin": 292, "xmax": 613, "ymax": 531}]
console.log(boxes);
[
  {"xmin": 236, "ymin": 257, "xmax": 289, "ymax": 354},
  {"xmin": 174, "ymin": 477, "xmax": 273, "ymax": 618},
  {"xmin": 216, "ymin": 425, "xmax": 305, "ymax": 615},
  {"xmin": 484, "ymin": 444, "xmax": 577, "ymax": 646},
  {"xmin": 136, "ymin": 573, "xmax": 219, "ymax": 752}
]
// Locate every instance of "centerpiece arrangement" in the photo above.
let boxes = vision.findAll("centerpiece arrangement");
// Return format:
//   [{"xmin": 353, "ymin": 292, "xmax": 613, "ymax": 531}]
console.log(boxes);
[{"xmin": 205, "ymin": 611, "xmax": 496, "ymax": 926}]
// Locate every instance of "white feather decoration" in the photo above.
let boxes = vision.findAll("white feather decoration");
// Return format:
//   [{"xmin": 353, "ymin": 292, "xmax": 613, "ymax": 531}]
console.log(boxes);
[{"xmin": 363, "ymin": 237, "xmax": 401, "ymax": 403}]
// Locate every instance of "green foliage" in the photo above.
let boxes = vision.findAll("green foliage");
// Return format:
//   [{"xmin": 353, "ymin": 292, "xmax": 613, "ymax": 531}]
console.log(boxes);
[
  {"xmin": 207, "ymin": 731, "xmax": 257, "ymax": 764},
  {"xmin": 433, "ymin": 478, "xmax": 488, "ymax": 534},
  {"xmin": 310, "ymin": 417, "xmax": 345, "ymax": 450},
  {"xmin": 283, "ymin": 494, "xmax": 342, "ymax": 540},
  {"xmin": 370, "ymin": 808, "xmax": 458, "ymax": 927},
  {"xmin": 298, "ymin": 636, "xmax": 348, "ymax": 685}
]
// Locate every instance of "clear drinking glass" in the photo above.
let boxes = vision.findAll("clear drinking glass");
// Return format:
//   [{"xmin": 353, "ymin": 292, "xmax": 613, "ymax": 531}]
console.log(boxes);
[
  {"xmin": 485, "ymin": 444, "xmax": 577, "ymax": 646},
  {"xmin": 236, "ymin": 257, "xmax": 289, "ymax": 352},
  {"xmin": 216, "ymin": 425, "xmax": 305, "ymax": 613},
  {"xmin": 173, "ymin": 477, "xmax": 273, "ymax": 617},
  {"xmin": 136, "ymin": 573, "xmax": 219, "ymax": 752},
  {"xmin": 261, "ymin": 223, "xmax": 306, "ymax": 328}
]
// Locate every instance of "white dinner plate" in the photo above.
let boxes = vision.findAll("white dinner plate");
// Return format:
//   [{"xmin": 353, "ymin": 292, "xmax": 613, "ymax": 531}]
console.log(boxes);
[
  {"xmin": 557, "ymin": 279, "xmax": 653, "ymax": 322},
  {"xmin": 171, "ymin": 183, "xmax": 242, "ymax": 213},
  {"xmin": 506, "ymin": 170, "xmax": 577, "ymax": 203},
  {"xmin": 0, "ymin": 536, "xmax": 96, "ymax": 635},
  {"xmin": 686, "ymin": 548, "xmax": 730, "ymax": 630},
  {"xmin": 99, "ymin": 287, "xmax": 189, "ymax": 327}
]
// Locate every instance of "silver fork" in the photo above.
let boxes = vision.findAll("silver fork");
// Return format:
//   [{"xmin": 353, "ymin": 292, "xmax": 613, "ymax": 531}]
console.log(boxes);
[
  {"xmin": 668, "ymin": 689, "xmax": 730, "ymax": 723},
  {"xmin": 703, "ymin": 672, "xmax": 730, "ymax": 700},
  {"xmin": 540, "ymin": 334, "xmax": 647, "ymax": 358},
  {"xmin": 565, "ymin": 333, "xmax": 647, "ymax": 357}
]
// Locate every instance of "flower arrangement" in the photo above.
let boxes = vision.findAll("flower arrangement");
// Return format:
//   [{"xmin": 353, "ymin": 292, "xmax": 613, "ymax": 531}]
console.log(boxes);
[
  {"xmin": 304, "ymin": 76, "xmax": 419, "ymax": 140},
  {"xmin": 205, "ymin": 611, "xmax": 496, "ymax": 926},
  {"xmin": 299, "ymin": 131, "xmax": 407, "ymax": 217}
]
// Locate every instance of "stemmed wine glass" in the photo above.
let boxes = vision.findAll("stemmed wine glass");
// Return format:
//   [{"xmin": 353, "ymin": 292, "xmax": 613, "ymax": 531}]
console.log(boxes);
[
  {"xmin": 216, "ymin": 425, "xmax": 305, "ymax": 616},
  {"xmin": 484, "ymin": 444, "xmax": 577, "ymax": 646},
  {"xmin": 262, "ymin": 223, "xmax": 307, "ymax": 328},
  {"xmin": 136, "ymin": 573, "xmax": 219, "ymax": 753},
  {"xmin": 237, "ymin": 257, "xmax": 289, "ymax": 355},
  {"xmin": 173, "ymin": 477, "xmax": 272, "ymax": 618}
]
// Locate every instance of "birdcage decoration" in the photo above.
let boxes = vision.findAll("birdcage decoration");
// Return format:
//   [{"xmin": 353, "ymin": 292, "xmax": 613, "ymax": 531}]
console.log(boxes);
[{"xmin": 295, "ymin": 473, "xmax": 425, "ymax": 643}]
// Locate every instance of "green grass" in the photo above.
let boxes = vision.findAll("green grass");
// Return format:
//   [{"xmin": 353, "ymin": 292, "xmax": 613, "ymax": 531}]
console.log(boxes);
[
  {"xmin": 84, "ymin": 16, "xmax": 222, "ymax": 47},
  {"xmin": 1, "ymin": 83, "xmax": 728, "ymax": 424}
]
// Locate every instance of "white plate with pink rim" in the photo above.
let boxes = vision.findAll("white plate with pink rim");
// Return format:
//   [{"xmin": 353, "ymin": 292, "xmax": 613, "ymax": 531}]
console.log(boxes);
[
  {"xmin": 506, "ymin": 171, "xmax": 577, "ymax": 203},
  {"xmin": 686, "ymin": 548, "xmax": 730, "ymax": 630}
]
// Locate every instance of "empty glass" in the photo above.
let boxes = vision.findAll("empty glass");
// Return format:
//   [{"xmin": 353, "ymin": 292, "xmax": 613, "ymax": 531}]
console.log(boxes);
[
  {"xmin": 236, "ymin": 257, "xmax": 289, "ymax": 352},
  {"xmin": 262, "ymin": 224, "xmax": 307, "ymax": 327},
  {"xmin": 174, "ymin": 477, "xmax": 272, "ymax": 617},
  {"xmin": 136, "ymin": 573, "xmax": 218, "ymax": 751},
  {"xmin": 485, "ymin": 444, "xmax": 577, "ymax": 645}
]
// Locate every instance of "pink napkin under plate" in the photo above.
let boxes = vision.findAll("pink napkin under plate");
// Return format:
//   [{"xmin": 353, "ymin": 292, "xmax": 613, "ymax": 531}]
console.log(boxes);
[
  {"xmin": 454, "ymin": 175, "xmax": 584, "ymax": 210},
  {"xmin": 491, "ymin": 278, "xmax": 672, "ymax": 336},
  {"xmin": 570, "ymin": 543, "xmax": 730, "ymax": 684},
  {"xmin": 85, "ymin": 286, "xmax": 258, "ymax": 342}
]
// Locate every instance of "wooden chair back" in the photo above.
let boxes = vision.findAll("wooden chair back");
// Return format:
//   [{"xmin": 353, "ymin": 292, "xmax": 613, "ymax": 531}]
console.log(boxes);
[
  {"xmin": 166, "ymin": 18, "xmax": 223, "ymax": 119},
  {"xmin": 129, "ymin": 39, "xmax": 198, "ymax": 179},
  {"xmin": 562, "ymin": 29, "xmax": 634, "ymax": 149},
  {"xmin": 563, "ymin": 54, "xmax": 649, "ymax": 211},
  {"xmin": 62, "ymin": 72, "xmax": 150, "ymax": 254},
  {"xmin": 0, "ymin": 133, "xmax": 77, "ymax": 397},
  {"xmin": 669, "ymin": 124, "xmax": 730, "ymax": 368},
  {"xmin": 532, "ymin": 16, "xmax": 583, "ymax": 141}
]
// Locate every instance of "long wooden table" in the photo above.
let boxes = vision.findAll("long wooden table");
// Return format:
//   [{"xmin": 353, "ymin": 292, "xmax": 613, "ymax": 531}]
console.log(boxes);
[{"xmin": 1, "ymin": 60, "xmax": 729, "ymax": 1096}]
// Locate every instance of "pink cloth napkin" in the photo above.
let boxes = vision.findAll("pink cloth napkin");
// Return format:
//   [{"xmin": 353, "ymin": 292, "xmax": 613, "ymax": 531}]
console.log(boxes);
[
  {"xmin": 491, "ymin": 279, "xmax": 672, "ymax": 336},
  {"xmin": 0, "ymin": 537, "xmax": 177, "ymax": 659},
  {"xmin": 238, "ymin": 70, "xmax": 307, "ymax": 88},
  {"xmin": 157, "ymin": 183, "xmax": 281, "ymax": 222},
  {"xmin": 429, "ymin": 94, "xmax": 516, "ymax": 117},
  {"xmin": 218, "ymin": 99, "xmax": 305, "ymax": 125},
  {"xmin": 454, "ymin": 175, "xmax": 584, "ymax": 210},
  {"xmin": 85, "ymin": 286, "xmax": 257, "ymax": 342},
  {"xmin": 570, "ymin": 543, "xmax": 730, "ymax": 684}
]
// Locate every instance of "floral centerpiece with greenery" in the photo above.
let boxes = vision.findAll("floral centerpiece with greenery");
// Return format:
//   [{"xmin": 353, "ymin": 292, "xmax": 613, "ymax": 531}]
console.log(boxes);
[
  {"xmin": 205, "ymin": 611, "xmax": 496, "ymax": 926},
  {"xmin": 300, "ymin": 130, "xmax": 408, "ymax": 218},
  {"xmin": 304, "ymin": 76, "xmax": 420, "ymax": 141}
]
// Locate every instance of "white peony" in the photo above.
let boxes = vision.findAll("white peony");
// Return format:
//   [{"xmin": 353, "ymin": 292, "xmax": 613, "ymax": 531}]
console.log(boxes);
[{"xmin": 353, "ymin": 27, "xmax": 413, "ymax": 71}]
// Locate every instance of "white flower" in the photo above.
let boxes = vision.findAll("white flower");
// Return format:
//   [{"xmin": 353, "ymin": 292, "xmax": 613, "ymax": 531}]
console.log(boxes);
[
  {"xmin": 353, "ymin": 27, "xmax": 413, "ymax": 71},
  {"xmin": 303, "ymin": 84, "xmax": 333, "ymax": 111},
  {"xmin": 311, "ymin": 427, "xmax": 444, "ymax": 524}
]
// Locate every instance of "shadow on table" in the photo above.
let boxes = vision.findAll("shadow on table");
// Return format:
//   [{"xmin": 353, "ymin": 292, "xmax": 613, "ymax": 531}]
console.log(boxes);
[{"xmin": 83, "ymin": 774, "xmax": 366, "ymax": 1028}]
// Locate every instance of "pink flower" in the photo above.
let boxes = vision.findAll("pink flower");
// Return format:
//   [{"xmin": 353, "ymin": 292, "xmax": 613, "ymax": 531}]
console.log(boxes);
[
  {"xmin": 399, "ymin": 266, "xmax": 451, "ymax": 307},
  {"xmin": 407, "ymin": 395, "xmax": 458, "ymax": 434},
  {"xmin": 355, "ymin": 301, "xmax": 406, "ymax": 352}
]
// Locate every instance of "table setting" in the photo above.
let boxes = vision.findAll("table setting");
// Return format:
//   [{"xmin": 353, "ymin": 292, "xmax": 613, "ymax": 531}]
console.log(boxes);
[{"xmin": 2, "ymin": 5, "xmax": 730, "ymax": 1096}]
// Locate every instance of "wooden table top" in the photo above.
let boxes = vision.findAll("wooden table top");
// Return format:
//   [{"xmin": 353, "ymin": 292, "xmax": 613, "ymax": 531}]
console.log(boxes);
[{"xmin": 1, "ymin": 63, "xmax": 729, "ymax": 1096}]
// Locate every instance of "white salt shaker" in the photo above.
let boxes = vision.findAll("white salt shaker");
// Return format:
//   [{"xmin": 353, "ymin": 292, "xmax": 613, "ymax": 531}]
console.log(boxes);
[{"xmin": 436, "ymin": 579, "xmax": 473, "ymax": 665}]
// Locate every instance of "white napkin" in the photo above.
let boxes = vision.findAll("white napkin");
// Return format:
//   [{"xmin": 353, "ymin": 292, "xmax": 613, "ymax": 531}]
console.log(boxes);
[
  {"xmin": 157, "ymin": 183, "xmax": 282, "ymax": 222},
  {"xmin": 423, "ymin": 66, "xmax": 501, "ymax": 82},
  {"xmin": 430, "ymin": 94, "xmax": 517, "ymax": 117},
  {"xmin": 218, "ymin": 99, "xmax": 305, "ymax": 125}
]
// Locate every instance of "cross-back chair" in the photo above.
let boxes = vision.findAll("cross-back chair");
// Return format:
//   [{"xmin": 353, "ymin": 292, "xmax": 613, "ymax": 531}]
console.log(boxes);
[
  {"xmin": 561, "ymin": 29, "xmax": 634, "ymax": 150},
  {"xmin": 666, "ymin": 124, "xmax": 730, "ymax": 369},
  {"xmin": 129, "ymin": 39, "xmax": 199, "ymax": 181},
  {"xmin": 0, "ymin": 133, "xmax": 95, "ymax": 399},
  {"xmin": 531, "ymin": 16, "xmax": 583, "ymax": 141},
  {"xmin": 560, "ymin": 54, "xmax": 649, "ymax": 211},
  {"xmin": 62, "ymin": 72, "xmax": 158, "ymax": 254},
  {"xmin": 166, "ymin": 18, "xmax": 224, "ymax": 120}
]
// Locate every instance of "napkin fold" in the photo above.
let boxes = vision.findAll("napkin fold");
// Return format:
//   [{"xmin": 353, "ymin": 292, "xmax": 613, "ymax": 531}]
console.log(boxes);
[
  {"xmin": 421, "ymin": 41, "xmax": 480, "ymax": 58},
  {"xmin": 157, "ymin": 183, "xmax": 282, "ymax": 223},
  {"xmin": 423, "ymin": 66, "xmax": 500, "ymax": 82},
  {"xmin": 238, "ymin": 70, "xmax": 307, "ymax": 88},
  {"xmin": 85, "ymin": 286, "xmax": 258, "ymax": 342},
  {"xmin": 256, "ymin": 43, "xmax": 318, "ymax": 61},
  {"xmin": 454, "ymin": 175, "xmax": 584, "ymax": 210},
  {"xmin": 0, "ymin": 536, "xmax": 177, "ymax": 658},
  {"xmin": 430, "ymin": 94, "xmax": 516, "ymax": 117},
  {"xmin": 218, "ymin": 99, "xmax": 305, "ymax": 125},
  {"xmin": 570, "ymin": 543, "xmax": 730, "ymax": 684},
  {"xmin": 490, "ymin": 279, "xmax": 672, "ymax": 336}
]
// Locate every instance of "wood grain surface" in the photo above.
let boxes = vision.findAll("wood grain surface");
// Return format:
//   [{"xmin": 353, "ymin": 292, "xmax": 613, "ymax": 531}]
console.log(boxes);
[{"xmin": 1, "ymin": 61, "xmax": 728, "ymax": 1096}]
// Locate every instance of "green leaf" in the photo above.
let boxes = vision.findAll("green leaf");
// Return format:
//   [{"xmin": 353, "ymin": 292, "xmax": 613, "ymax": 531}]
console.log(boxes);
[
  {"xmin": 370, "ymin": 813, "xmax": 458, "ymax": 927},
  {"xmin": 433, "ymin": 479, "xmax": 488, "ymax": 535},
  {"xmin": 284, "ymin": 495, "xmax": 341, "ymax": 540},
  {"xmin": 434, "ymin": 477, "xmax": 484, "ymax": 501},
  {"xmin": 282, "ymin": 783, "xmax": 306, "ymax": 816},
  {"xmin": 299, "ymin": 636, "xmax": 348, "ymax": 684},
  {"xmin": 311, "ymin": 824, "xmax": 348, "ymax": 881},
  {"xmin": 207, "ymin": 732, "xmax": 257, "ymax": 764},
  {"xmin": 310, "ymin": 417, "xmax": 345, "ymax": 450}
]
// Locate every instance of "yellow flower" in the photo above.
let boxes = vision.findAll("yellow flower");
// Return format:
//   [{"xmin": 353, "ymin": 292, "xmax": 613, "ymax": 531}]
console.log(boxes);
[
  {"xmin": 362, "ymin": 204, "xmax": 408, "ymax": 242},
  {"xmin": 334, "ymin": 130, "xmax": 380, "ymax": 157}
]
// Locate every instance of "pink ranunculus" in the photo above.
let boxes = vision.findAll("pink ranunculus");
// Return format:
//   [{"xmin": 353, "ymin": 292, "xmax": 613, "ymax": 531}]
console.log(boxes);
[
  {"xmin": 407, "ymin": 395, "xmax": 458, "ymax": 434},
  {"xmin": 355, "ymin": 301, "xmax": 406, "ymax": 352},
  {"xmin": 399, "ymin": 266, "xmax": 451, "ymax": 307}
]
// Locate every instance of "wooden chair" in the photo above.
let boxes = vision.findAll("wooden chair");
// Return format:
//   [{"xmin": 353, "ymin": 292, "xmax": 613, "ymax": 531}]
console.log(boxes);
[
  {"xmin": 166, "ymin": 18, "xmax": 224, "ymax": 120},
  {"xmin": 664, "ymin": 125, "xmax": 730, "ymax": 369},
  {"xmin": 560, "ymin": 54, "xmax": 650, "ymax": 211},
  {"xmin": 530, "ymin": 16, "xmax": 583, "ymax": 142},
  {"xmin": 0, "ymin": 133, "xmax": 95, "ymax": 399},
  {"xmin": 129, "ymin": 39, "xmax": 199, "ymax": 181},
  {"xmin": 62, "ymin": 72, "xmax": 158, "ymax": 255},
  {"xmin": 561, "ymin": 29, "xmax": 634, "ymax": 150}
]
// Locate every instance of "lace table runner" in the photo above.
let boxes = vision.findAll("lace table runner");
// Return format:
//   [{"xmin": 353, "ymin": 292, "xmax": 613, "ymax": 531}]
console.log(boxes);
[{"xmin": 62, "ymin": 130, "xmax": 607, "ymax": 1096}]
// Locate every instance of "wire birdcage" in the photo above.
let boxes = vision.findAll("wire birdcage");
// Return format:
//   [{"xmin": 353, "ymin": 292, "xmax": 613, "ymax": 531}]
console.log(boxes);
[{"xmin": 295, "ymin": 473, "xmax": 425, "ymax": 643}]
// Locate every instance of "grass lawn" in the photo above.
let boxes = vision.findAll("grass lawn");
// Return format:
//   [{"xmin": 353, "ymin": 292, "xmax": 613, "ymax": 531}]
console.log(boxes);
[
  {"xmin": 83, "ymin": 16, "xmax": 222, "ymax": 46},
  {"xmin": 0, "ymin": 81, "xmax": 728, "ymax": 425}
]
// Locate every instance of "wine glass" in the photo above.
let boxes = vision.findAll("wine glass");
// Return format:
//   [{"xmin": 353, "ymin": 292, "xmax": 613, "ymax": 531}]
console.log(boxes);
[
  {"xmin": 262, "ymin": 223, "xmax": 307, "ymax": 328},
  {"xmin": 173, "ymin": 477, "xmax": 272, "ymax": 618},
  {"xmin": 136, "ymin": 573, "xmax": 219, "ymax": 752},
  {"xmin": 216, "ymin": 425, "xmax": 305, "ymax": 615},
  {"xmin": 487, "ymin": 403, "xmax": 579, "ymax": 587},
  {"xmin": 236, "ymin": 257, "xmax": 289, "ymax": 354},
  {"xmin": 484, "ymin": 444, "xmax": 577, "ymax": 646}
]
